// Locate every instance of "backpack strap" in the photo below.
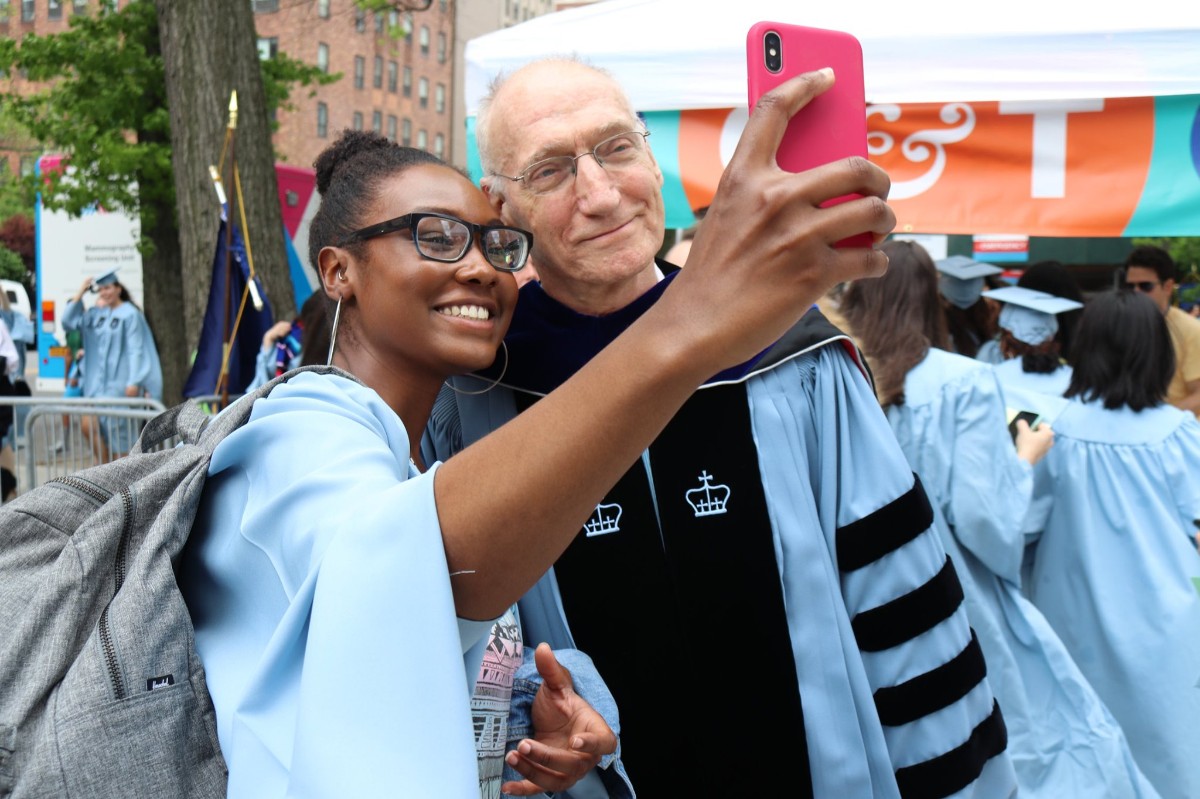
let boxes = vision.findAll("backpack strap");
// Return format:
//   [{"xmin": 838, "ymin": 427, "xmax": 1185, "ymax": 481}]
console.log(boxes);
[
  {"xmin": 134, "ymin": 402, "xmax": 212, "ymax": 452},
  {"xmin": 196, "ymin": 365, "xmax": 362, "ymax": 453},
  {"xmin": 133, "ymin": 366, "xmax": 363, "ymax": 456}
]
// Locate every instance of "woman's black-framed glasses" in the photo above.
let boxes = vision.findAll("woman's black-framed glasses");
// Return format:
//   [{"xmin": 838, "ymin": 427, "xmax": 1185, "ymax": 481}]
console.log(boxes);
[{"xmin": 339, "ymin": 212, "xmax": 532, "ymax": 272}]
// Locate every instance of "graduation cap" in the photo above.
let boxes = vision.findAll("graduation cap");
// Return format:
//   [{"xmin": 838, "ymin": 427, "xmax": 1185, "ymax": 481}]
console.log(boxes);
[
  {"xmin": 935, "ymin": 255, "xmax": 1002, "ymax": 309},
  {"xmin": 90, "ymin": 268, "xmax": 121, "ymax": 290},
  {"xmin": 982, "ymin": 285, "xmax": 1083, "ymax": 345}
]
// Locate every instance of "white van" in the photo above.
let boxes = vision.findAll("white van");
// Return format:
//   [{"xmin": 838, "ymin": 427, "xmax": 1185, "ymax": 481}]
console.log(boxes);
[{"xmin": 1, "ymin": 278, "xmax": 34, "ymax": 345}]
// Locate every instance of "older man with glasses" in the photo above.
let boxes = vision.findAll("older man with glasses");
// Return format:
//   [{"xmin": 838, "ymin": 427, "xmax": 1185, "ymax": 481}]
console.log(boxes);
[
  {"xmin": 426, "ymin": 57, "xmax": 1015, "ymax": 798},
  {"xmin": 1124, "ymin": 244, "xmax": 1200, "ymax": 416}
]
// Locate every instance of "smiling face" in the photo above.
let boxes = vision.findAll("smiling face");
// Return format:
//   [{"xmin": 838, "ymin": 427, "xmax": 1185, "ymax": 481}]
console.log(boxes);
[
  {"xmin": 335, "ymin": 163, "xmax": 519, "ymax": 385},
  {"xmin": 482, "ymin": 61, "xmax": 665, "ymax": 315},
  {"xmin": 96, "ymin": 282, "xmax": 122, "ymax": 307}
]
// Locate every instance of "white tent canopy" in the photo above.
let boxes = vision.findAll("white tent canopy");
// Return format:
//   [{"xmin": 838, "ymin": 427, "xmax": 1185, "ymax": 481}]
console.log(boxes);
[{"xmin": 465, "ymin": 0, "xmax": 1200, "ymax": 114}]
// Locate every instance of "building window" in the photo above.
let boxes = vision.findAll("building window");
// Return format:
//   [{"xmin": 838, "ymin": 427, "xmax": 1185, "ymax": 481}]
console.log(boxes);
[
  {"xmin": 417, "ymin": 129, "xmax": 427, "ymax": 150},
  {"xmin": 418, "ymin": 77, "xmax": 428, "ymax": 109},
  {"xmin": 387, "ymin": 61, "xmax": 397, "ymax": 93},
  {"xmin": 401, "ymin": 118, "xmax": 412, "ymax": 146},
  {"xmin": 316, "ymin": 102, "xmax": 328, "ymax": 138},
  {"xmin": 435, "ymin": 83, "xmax": 446, "ymax": 114},
  {"xmin": 353, "ymin": 56, "xmax": 364, "ymax": 89},
  {"xmin": 21, "ymin": 0, "xmax": 33, "ymax": 22},
  {"xmin": 434, "ymin": 133, "xmax": 444, "ymax": 159},
  {"xmin": 19, "ymin": 155, "xmax": 36, "ymax": 177},
  {"xmin": 251, "ymin": 0, "xmax": 279, "ymax": 11},
  {"xmin": 352, "ymin": 111, "xmax": 363, "ymax": 131},
  {"xmin": 387, "ymin": 115, "xmax": 397, "ymax": 141},
  {"xmin": 317, "ymin": 0, "xmax": 330, "ymax": 18},
  {"xmin": 317, "ymin": 42, "xmax": 329, "ymax": 73},
  {"xmin": 72, "ymin": 0, "xmax": 86, "ymax": 14},
  {"xmin": 419, "ymin": 25, "xmax": 429, "ymax": 56},
  {"xmin": 372, "ymin": 111, "xmax": 382, "ymax": 133},
  {"xmin": 439, "ymin": 0, "xmax": 447, "ymax": 11},
  {"xmin": 256, "ymin": 36, "xmax": 278, "ymax": 60},
  {"xmin": 402, "ymin": 66, "xmax": 412, "ymax": 97},
  {"xmin": 373, "ymin": 55, "xmax": 382, "ymax": 89},
  {"xmin": 48, "ymin": 0, "xmax": 62, "ymax": 20},
  {"xmin": 354, "ymin": 8, "xmax": 365, "ymax": 32},
  {"xmin": 437, "ymin": 32, "xmax": 447, "ymax": 64},
  {"xmin": 374, "ymin": 11, "xmax": 384, "ymax": 33}
]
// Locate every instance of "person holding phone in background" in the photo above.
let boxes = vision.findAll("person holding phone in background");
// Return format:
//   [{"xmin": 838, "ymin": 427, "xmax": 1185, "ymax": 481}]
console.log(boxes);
[
  {"xmin": 983, "ymin": 285, "xmax": 1082, "ymax": 425},
  {"xmin": 841, "ymin": 240, "xmax": 1158, "ymax": 798},
  {"xmin": 426, "ymin": 55, "xmax": 1015, "ymax": 798}
]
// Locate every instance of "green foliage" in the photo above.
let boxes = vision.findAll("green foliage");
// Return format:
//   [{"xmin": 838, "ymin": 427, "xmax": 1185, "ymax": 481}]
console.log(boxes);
[
  {"xmin": 0, "ymin": 175, "xmax": 32, "ymax": 221},
  {"xmin": 0, "ymin": 245, "xmax": 25, "ymax": 282},
  {"xmin": 1132, "ymin": 237, "xmax": 1200, "ymax": 275},
  {"xmin": 0, "ymin": 0, "xmax": 339, "ymax": 231},
  {"xmin": 0, "ymin": 1, "xmax": 169, "ymax": 227},
  {"xmin": 353, "ymin": 0, "xmax": 418, "ymax": 42}
]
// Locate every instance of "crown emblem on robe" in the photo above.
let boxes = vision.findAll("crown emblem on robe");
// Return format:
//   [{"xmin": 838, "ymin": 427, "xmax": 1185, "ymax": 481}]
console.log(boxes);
[
  {"xmin": 583, "ymin": 503, "xmax": 623, "ymax": 537},
  {"xmin": 685, "ymin": 471, "xmax": 730, "ymax": 517}
]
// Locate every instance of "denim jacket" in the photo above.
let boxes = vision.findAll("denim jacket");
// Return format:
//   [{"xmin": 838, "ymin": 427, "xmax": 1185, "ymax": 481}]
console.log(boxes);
[{"xmin": 504, "ymin": 645, "xmax": 634, "ymax": 798}]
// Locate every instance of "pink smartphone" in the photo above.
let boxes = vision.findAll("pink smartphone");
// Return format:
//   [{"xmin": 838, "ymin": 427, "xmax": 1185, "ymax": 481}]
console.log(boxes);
[{"xmin": 746, "ymin": 21, "xmax": 871, "ymax": 247}]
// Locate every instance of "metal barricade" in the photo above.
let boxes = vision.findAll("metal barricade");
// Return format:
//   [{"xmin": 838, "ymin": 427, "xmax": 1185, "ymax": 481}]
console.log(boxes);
[{"xmin": 0, "ymin": 396, "xmax": 168, "ymax": 502}]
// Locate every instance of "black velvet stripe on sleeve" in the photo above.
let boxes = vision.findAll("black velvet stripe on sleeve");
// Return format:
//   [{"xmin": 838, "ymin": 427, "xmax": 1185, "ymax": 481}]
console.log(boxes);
[
  {"xmin": 851, "ymin": 556, "xmax": 964, "ymax": 653},
  {"xmin": 836, "ymin": 474, "xmax": 935, "ymax": 572},
  {"xmin": 894, "ymin": 700, "xmax": 1008, "ymax": 799},
  {"xmin": 873, "ymin": 631, "xmax": 987, "ymax": 726}
]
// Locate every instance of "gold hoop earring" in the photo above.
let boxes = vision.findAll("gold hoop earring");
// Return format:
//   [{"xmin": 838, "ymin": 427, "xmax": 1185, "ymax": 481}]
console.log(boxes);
[
  {"xmin": 338, "ymin": 270, "xmax": 347, "ymax": 281},
  {"xmin": 326, "ymin": 296, "xmax": 343, "ymax": 366},
  {"xmin": 447, "ymin": 341, "xmax": 508, "ymax": 396}
]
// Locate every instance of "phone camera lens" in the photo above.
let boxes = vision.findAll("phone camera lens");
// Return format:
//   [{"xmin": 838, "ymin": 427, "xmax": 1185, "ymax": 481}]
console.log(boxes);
[{"xmin": 764, "ymin": 32, "xmax": 782, "ymax": 73}]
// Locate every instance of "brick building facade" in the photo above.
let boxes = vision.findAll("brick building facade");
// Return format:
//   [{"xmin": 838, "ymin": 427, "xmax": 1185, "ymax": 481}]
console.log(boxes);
[
  {"xmin": 254, "ymin": 0, "xmax": 455, "ymax": 171},
  {"xmin": 0, "ymin": 0, "xmax": 91, "ymax": 176},
  {"xmin": 0, "ymin": 0, "xmax": 595, "ymax": 176}
]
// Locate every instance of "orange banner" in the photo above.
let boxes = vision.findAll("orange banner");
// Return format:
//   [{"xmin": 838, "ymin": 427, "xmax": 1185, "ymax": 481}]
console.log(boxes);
[{"xmin": 663, "ymin": 96, "xmax": 1200, "ymax": 236}]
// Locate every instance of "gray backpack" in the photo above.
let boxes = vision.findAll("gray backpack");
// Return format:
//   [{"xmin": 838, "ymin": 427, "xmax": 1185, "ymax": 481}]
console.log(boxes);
[{"xmin": 0, "ymin": 366, "xmax": 350, "ymax": 798}]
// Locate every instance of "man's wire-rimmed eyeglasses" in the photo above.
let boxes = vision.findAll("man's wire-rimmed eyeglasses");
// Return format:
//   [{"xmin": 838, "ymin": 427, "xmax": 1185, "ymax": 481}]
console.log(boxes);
[
  {"xmin": 490, "ymin": 130, "xmax": 652, "ymax": 195},
  {"xmin": 339, "ymin": 212, "xmax": 532, "ymax": 273}
]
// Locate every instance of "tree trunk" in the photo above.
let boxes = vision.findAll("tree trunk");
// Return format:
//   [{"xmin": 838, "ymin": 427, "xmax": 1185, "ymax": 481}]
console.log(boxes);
[
  {"xmin": 140, "ymin": 205, "xmax": 188, "ymax": 406},
  {"xmin": 154, "ymin": 0, "xmax": 295, "ymax": 385}
]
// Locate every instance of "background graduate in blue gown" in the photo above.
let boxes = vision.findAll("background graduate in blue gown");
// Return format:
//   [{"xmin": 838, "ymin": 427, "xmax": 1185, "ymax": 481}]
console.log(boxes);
[
  {"xmin": 843, "ymin": 240, "xmax": 1158, "ymax": 798},
  {"xmin": 1026, "ymin": 289, "xmax": 1200, "ymax": 799}
]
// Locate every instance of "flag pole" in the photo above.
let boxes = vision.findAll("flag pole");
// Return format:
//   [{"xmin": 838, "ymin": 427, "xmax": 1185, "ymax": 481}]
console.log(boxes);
[{"xmin": 219, "ymin": 91, "xmax": 238, "ymax": 406}]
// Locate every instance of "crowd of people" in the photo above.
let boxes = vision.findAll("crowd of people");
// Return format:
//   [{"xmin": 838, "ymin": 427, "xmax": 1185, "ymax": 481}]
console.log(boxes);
[{"xmin": 3, "ymin": 53, "xmax": 1198, "ymax": 799}]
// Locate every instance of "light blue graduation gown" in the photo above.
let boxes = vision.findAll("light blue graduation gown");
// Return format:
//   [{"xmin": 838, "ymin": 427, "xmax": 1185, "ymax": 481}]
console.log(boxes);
[
  {"xmin": 1026, "ymin": 399, "xmax": 1200, "ymax": 799},
  {"xmin": 434, "ymin": 339, "xmax": 1018, "ymax": 799},
  {"xmin": 63, "ymin": 299, "xmax": 163, "ymax": 401},
  {"xmin": 976, "ymin": 338, "xmax": 1004, "ymax": 365},
  {"xmin": 991, "ymin": 358, "xmax": 1071, "ymax": 424},
  {"xmin": 181, "ymin": 373, "xmax": 492, "ymax": 798},
  {"xmin": 889, "ymin": 348, "xmax": 1158, "ymax": 798}
]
